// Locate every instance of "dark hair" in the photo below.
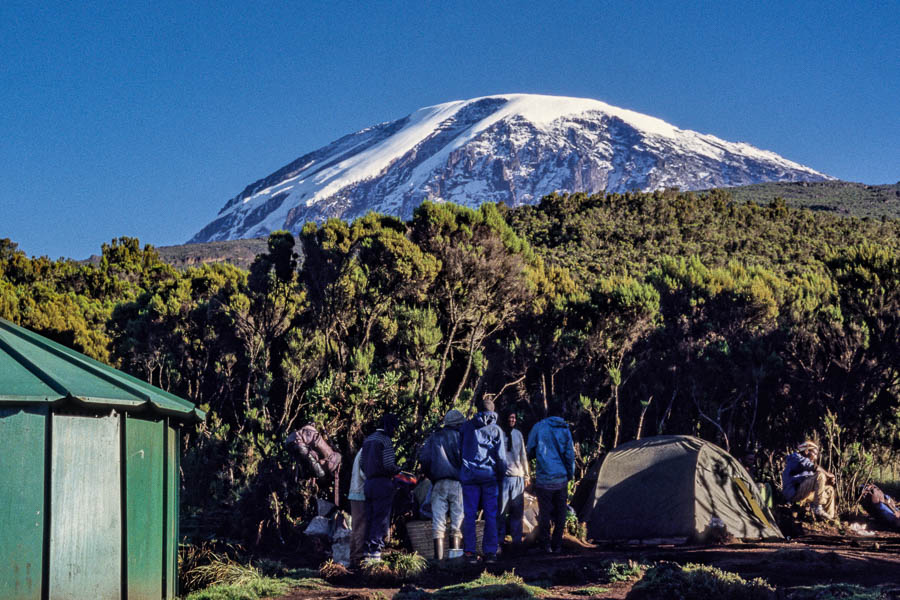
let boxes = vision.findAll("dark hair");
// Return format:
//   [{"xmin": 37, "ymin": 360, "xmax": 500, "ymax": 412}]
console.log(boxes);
[
  {"xmin": 546, "ymin": 402, "xmax": 564, "ymax": 418},
  {"xmin": 382, "ymin": 413, "xmax": 399, "ymax": 436}
]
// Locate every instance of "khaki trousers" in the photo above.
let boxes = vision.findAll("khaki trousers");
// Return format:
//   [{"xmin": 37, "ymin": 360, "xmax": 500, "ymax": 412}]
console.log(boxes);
[
  {"xmin": 350, "ymin": 499, "xmax": 367, "ymax": 565},
  {"xmin": 792, "ymin": 471, "xmax": 836, "ymax": 519}
]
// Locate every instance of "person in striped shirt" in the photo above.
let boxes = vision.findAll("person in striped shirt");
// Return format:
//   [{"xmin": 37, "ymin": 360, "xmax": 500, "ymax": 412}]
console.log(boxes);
[{"xmin": 361, "ymin": 414, "xmax": 401, "ymax": 559}]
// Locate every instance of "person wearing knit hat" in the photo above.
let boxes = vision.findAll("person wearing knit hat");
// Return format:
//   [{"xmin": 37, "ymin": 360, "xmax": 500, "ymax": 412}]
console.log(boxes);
[
  {"xmin": 418, "ymin": 409, "xmax": 466, "ymax": 560},
  {"xmin": 781, "ymin": 439, "xmax": 836, "ymax": 520}
]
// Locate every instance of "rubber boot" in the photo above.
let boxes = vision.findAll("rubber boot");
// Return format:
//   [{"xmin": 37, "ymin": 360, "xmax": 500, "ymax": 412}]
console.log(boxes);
[{"xmin": 433, "ymin": 537, "xmax": 445, "ymax": 561}]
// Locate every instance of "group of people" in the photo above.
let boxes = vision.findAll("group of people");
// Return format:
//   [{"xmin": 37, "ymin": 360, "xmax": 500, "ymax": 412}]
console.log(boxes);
[{"xmin": 348, "ymin": 396, "xmax": 574, "ymax": 565}]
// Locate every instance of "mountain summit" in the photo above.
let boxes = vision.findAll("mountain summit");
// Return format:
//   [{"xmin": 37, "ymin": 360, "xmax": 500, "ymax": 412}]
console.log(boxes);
[{"xmin": 190, "ymin": 94, "xmax": 831, "ymax": 243}]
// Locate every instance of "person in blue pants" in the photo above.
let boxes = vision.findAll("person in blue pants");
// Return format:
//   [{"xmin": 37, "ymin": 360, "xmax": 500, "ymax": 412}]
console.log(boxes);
[{"xmin": 460, "ymin": 395, "xmax": 507, "ymax": 564}]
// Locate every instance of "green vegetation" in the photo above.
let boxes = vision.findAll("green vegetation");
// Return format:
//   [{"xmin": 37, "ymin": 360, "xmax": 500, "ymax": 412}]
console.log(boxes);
[
  {"xmin": 572, "ymin": 587, "xmax": 611, "ymax": 597},
  {"xmin": 360, "ymin": 551, "xmax": 429, "ymax": 583},
  {"xmin": 430, "ymin": 570, "xmax": 547, "ymax": 599},
  {"xmin": 785, "ymin": 584, "xmax": 891, "ymax": 600},
  {"xmin": 627, "ymin": 562, "xmax": 775, "ymax": 600},
  {"xmin": 721, "ymin": 181, "xmax": 900, "ymax": 220},
  {"xmin": 2, "ymin": 190, "xmax": 899, "ymax": 551},
  {"xmin": 183, "ymin": 576, "xmax": 293, "ymax": 600},
  {"xmin": 604, "ymin": 561, "xmax": 649, "ymax": 583}
]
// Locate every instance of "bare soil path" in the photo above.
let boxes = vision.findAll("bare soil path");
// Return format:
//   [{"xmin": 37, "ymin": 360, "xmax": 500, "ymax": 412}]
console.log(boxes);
[{"xmin": 277, "ymin": 528, "xmax": 900, "ymax": 599}]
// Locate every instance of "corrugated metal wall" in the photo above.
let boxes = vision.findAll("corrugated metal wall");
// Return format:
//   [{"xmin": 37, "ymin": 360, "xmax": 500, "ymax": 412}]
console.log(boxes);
[
  {"xmin": 0, "ymin": 406, "xmax": 47, "ymax": 600},
  {"xmin": 0, "ymin": 411, "xmax": 181, "ymax": 600}
]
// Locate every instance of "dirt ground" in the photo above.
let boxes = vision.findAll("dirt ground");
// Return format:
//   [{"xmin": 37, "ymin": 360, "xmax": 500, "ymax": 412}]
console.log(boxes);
[{"xmin": 278, "ymin": 523, "xmax": 900, "ymax": 599}]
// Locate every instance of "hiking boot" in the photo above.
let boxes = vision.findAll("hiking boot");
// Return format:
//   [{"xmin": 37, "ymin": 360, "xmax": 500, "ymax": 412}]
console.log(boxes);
[
  {"xmin": 464, "ymin": 551, "xmax": 480, "ymax": 564},
  {"xmin": 812, "ymin": 505, "xmax": 827, "ymax": 520},
  {"xmin": 543, "ymin": 544, "xmax": 555, "ymax": 554},
  {"xmin": 484, "ymin": 552, "xmax": 498, "ymax": 564}
]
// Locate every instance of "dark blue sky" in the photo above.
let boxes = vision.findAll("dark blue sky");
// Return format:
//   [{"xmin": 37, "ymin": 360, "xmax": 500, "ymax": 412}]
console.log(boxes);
[{"xmin": 2, "ymin": 1, "xmax": 897, "ymax": 259}]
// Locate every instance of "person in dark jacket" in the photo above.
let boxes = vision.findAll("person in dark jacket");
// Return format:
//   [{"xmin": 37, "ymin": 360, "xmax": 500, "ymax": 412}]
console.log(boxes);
[
  {"xmin": 361, "ymin": 414, "xmax": 401, "ymax": 559},
  {"xmin": 418, "ymin": 409, "xmax": 466, "ymax": 560},
  {"xmin": 459, "ymin": 396, "xmax": 507, "ymax": 563},
  {"xmin": 781, "ymin": 440, "xmax": 835, "ymax": 520},
  {"xmin": 526, "ymin": 403, "xmax": 575, "ymax": 553}
]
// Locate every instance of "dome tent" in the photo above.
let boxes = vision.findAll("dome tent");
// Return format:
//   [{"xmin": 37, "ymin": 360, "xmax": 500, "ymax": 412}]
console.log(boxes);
[
  {"xmin": 582, "ymin": 435, "xmax": 782, "ymax": 543},
  {"xmin": 0, "ymin": 317, "xmax": 205, "ymax": 600}
]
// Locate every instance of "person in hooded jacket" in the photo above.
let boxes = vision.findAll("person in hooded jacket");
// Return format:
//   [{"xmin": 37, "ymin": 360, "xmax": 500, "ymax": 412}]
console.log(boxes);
[
  {"xmin": 526, "ymin": 403, "xmax": 575, "ymax": 553},
  {"xmin": 459, "ymin": 395, "xmax": 507, "ymax": 563},
  {"xmin": 361, "ymin": 414, "xmax": 401, "ymax": 559},
  {"xmin": 418, "ymin": 408, "xmax": 466, "ymax": 560},
  {"xmin": 498, "ymin": 408, "xmax": 529, "ymax": 553}
]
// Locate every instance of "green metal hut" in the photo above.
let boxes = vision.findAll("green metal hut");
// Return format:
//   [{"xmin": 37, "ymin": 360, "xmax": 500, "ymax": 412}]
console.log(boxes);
[{"xmin": 0, "ymin": 318, "xmax": 205, "ymax": 600}]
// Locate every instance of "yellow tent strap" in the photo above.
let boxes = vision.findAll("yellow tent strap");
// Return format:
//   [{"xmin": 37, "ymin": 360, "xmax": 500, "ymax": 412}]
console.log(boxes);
[{"xmin": 734, "ymin": 478, "xmax": 773, "ymax": 529}]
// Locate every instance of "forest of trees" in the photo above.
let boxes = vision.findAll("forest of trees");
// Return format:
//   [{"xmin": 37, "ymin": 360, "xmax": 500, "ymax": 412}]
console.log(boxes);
[{"xmin": 2, "ymin": 189, "xmax": 899, "ymax": 549}]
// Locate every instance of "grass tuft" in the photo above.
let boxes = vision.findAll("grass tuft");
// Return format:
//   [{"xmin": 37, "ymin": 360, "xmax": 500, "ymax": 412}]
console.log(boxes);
[
  {"xmin": 572, "ymin": 586, "xmax": 610, "ymax": 597},
  {"xmin": 319, "ymin": 558, "xmax": 351, "ymax": 580},
  {"xmin": 360, "ymin": 551, "xmax": 428, "ymax": 583},
  {"xmin": 628, "ymin": 562, "xmax": 775, "ymax": 600},
  {"xmin": 784, "ymin": 584, "xmax": 890, "ymax": 600},
  {"xmin": 603, "ymin": 560, "xmax": 648, "ymax": 583},
  {"xmin": 432, "ymin": 570, "xmax": 547, "ymax": 599}
]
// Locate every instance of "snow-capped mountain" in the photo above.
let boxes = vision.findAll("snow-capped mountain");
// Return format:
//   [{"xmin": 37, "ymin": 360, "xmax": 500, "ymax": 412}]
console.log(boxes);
[{"xmin": 190, "ymin": 94, "xmax": 832, "ymax": 243}]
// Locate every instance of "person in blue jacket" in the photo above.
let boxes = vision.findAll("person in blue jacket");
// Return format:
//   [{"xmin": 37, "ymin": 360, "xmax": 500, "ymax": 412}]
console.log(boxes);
[
  {"xmin": 459, "ymin": 395, "xmax": 507, "ymax": 563},
  {"xmin": 526, "ymin": 403, "xmax": 575, "ymax": 554}
]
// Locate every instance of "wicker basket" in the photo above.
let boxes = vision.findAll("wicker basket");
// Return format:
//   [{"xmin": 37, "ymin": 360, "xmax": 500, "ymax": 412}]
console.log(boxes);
[{"xmin": 405, "ymin": 519, "xmax": 484, "ymax": 558}]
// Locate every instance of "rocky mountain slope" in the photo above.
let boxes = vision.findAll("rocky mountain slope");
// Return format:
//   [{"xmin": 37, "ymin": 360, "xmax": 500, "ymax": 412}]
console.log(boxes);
[{"xmin": 190, "ymin": 94, "xmax": 832, "ymax": 243}]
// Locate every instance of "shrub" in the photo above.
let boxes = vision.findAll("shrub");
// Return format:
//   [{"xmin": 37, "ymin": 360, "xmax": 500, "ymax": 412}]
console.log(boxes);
[
  {"xmin": 604, "ymin": 560, "xmax": 648, "ymax": 583},
  {"xmin": 627, "ymin": 562, "xmax": 775, "ymax": 600}
]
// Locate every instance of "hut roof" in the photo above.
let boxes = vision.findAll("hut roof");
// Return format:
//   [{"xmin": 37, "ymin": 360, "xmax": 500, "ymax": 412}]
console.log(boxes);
[{"xmin": 0, "ymin": 317, "xmax": 205, "ymax": 423}]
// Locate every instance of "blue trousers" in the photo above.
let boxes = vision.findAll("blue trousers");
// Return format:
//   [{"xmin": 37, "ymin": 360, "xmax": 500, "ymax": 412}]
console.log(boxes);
[
  {"xmin": 498, "ymin": 476, "xmax": 525, "ymax": 544},
  {"xmin": 462, "ymin": 481, "xmax": 499, "ymax": 554},
  {"xmin": 363, "ymin": 477, "xmax": 394, "ymax": 553}
]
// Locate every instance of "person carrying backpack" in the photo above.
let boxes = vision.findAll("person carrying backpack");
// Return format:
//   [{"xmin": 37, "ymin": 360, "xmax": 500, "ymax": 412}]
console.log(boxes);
[
  {"xmin": 526, "ymin": 403, "xmax": 574, "ymax": 554},
  {"xmin": 459, "ymin": 396, "xmax": 507, "ymax": 563}
]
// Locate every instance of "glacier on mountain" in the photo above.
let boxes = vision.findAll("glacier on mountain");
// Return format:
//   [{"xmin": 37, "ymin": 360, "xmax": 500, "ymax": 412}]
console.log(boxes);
[{"xmin": 190, "ymin": 94, "xmax": 831, "ymax": 243}]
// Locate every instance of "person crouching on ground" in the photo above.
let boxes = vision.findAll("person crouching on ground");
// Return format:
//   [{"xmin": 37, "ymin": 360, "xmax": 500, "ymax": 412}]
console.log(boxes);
[
  {"xmin": 527, "ymin": 403, "xmax": 575, "ymax": 554},
  {"xmin": 498, "ymin": 408, "xmax": 529, "ymax": 554},
  {"xmin": 781, "ymin": 440, "xmax": 836, "ymax": 520},
  {"xmin": 418, "ymin": 409, "xmax": 466, "ymax": 560},
  {"xmin": 460, "ymin": 395, "xmax": 507, "ymax": 564},
  {"xmin": 361, "ymin": 414, "xmax": 401, "ymax": 560}
]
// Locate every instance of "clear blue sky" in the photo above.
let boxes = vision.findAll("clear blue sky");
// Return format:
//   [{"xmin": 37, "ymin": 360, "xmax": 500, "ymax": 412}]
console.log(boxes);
[{"xmin": 1, "ymin": 1, "xmax": 897, "ymax": 260}]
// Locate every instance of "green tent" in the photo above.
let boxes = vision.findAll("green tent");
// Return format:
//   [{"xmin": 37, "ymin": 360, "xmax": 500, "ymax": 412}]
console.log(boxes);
[
  {"xmin": 0, "ymin": 317, "xmax": 205, "ymax": 600},
  {"xmin": 582, "ymin": 435, "xmax": 782, "ymax": 543}
]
